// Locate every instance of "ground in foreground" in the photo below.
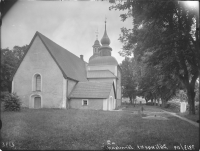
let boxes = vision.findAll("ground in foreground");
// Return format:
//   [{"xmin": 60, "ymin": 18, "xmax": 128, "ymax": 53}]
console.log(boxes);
[{"xmin": 1, "ymin": 108, "xmax": 199, "ymax": 150}]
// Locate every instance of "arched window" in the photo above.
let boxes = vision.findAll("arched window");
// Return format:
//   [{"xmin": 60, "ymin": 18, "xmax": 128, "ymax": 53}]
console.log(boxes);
[
  {"xmin": 33, "ymin": 74, "xmax": 42, "ymax": 91},
  {"xmin": 36, "ymin": 75, "xmax": 41, "ymax": 91}
]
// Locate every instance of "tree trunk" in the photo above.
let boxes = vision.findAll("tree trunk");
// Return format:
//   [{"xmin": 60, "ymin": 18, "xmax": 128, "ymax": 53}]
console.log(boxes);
[
  {"xmin": 153, "ymin": 94, "xmax": 157, "ymax": 106},
  {"xmin": 187, "ymin": 85, "xmax": 196, "ymax": 115},
  {"xmin": 132, "ymin": 94, "xmax": 135, "ymax": 107},
  {"xmin": 8, "ymin": 81, "xmax": 12, "ymax": 93},
  {"xmin": 182, "ymin": 71, "xmax": 198, "ymax": 115},
  {"xmin": 129, "ymin": 96, "xmax": 132, "ymax": 104},
  {"xmin": 199, "ymin": 73, "xmax": 200, "ymax": 106},
  {"xmin": 161, "ymin": 99, "xmax": 166, "ymax": 108},
  {"xmin": 158, "ymin": 98, "xmax": 161, "ymax": 107},
  {"xmin": 156, "ymin": 99, "xmax": 159, "ymax": 106},
  {"xmin": 145, "ymin": 97, "xmax": 148, "ymax": 103},
  {"xmin": 151, "ymin": 98, "xmax": 153, "ymax": 103}
]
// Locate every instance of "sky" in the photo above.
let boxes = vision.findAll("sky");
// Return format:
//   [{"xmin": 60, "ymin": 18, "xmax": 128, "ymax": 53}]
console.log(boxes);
[{"xmin": 2, "ymin": 0, "xmax": 133, "ymax": 64}]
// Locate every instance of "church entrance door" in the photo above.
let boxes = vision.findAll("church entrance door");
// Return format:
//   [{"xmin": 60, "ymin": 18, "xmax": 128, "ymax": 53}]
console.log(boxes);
[{"xmin": 34, "ymin": 97, "xmax": 41, "ymax": 109}]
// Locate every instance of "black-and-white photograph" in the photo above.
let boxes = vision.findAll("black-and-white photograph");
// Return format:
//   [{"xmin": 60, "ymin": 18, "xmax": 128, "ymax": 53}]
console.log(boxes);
[{"xmin": 1, "ymin": 0, "xmax": 199, "ymax": 150}]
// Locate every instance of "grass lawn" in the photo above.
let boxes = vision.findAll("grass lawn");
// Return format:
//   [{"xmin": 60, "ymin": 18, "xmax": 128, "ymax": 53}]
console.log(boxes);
[{"xmin": 1, "ymin": 108, "xmax": 199, "ymax": 150}]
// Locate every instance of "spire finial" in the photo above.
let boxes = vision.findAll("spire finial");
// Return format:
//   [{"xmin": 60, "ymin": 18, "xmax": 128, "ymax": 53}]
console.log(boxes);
[
  {"xmin": 101, "ymin": 16, "xmax": 110, "ymax": 46},
  {"xmin": 105, "ymin": 16, "xmax": 107, "ymax": 30},
  {"xmin": 95, "ymin": 28, "xmax": 98, "ymax": 40}
]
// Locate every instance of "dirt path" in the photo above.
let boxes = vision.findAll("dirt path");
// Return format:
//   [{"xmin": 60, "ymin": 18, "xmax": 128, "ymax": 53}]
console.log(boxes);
[{"xmin": 118, "ymin": 104, "xmax": 199, "ymax": 127}]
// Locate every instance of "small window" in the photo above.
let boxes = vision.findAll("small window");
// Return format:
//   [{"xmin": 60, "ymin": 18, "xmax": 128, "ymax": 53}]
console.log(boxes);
[{"xmin": 82, "ymin": 99, "xmax": 88, "ymax": 106}]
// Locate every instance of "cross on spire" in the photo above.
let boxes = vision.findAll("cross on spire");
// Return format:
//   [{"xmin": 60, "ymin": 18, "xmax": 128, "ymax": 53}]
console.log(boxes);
[
  {"xmin": 95, "ymin": 28, "xmax": 98, "ymax": 40},
  {"xmin": 105, "ymin": 16, "xmax": 107, "ymax": 31}
]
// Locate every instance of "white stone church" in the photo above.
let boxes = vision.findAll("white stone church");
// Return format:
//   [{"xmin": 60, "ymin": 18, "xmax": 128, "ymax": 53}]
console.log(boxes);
[{"xmin": 11, "ymin": 21, "xmax": 122, "ymax": 111}]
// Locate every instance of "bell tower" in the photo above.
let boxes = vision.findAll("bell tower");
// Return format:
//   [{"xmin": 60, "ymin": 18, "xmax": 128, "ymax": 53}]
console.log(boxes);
[
  {"xmin": 92, "ymin": 29, "xmax": 101, "ymax": 55},
  {"xmin": 89, "ymin": 29, "xmax": 101, "ymax": 61}
]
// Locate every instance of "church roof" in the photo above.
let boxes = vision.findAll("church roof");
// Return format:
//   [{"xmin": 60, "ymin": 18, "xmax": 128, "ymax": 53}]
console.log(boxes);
[
  {"xmin": 89, "ymin": 53, "xmax": 99, "ymax": 62},
  {"xmin": 88, "ymin": 56, "xmax": 118, "ymax": 66},
  {"xmin": 69, "ymin": 81, "xmax": 115, "ymax": 99},
  {"xmin": 12, "ymin": 31, "xmax": 87, "ymax": 82},
  {"xmin": 87, "ymin": 70, "xmax": 116, "ymax": 79}
]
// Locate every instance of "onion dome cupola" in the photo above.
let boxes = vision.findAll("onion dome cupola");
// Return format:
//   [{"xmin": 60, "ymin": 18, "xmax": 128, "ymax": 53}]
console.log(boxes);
[
  {"xmin": 101, "ymin": 26, "xmax": 110, "ymax": 46},
  {"xmin": 99, "ymin": 18, "xmax": 112, "ymax": 56}
]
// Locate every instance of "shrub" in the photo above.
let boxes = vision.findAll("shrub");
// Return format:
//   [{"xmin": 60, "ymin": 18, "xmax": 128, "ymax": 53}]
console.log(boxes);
[
  {"xmin": 1, "ymin": 91, "xmax": 9, "ymax": 110},
  {"xmin": 3, "ymin": 93, "xmax": 21, "ymax": 111},
  {"xmin": 164, "ymin": 103, "xmax": 170, "ymax": 108},
  {"xmin": 1, "ymin": 91, "xmax": 10, "ymax": 100}
]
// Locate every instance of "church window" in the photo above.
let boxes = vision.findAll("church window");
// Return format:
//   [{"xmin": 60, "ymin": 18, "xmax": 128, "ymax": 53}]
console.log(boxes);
[
  {"xmin": 33, "ymin": 74, "xmax": 42, "ymax": 91},
  {"xmin": 36, "ymin": 75, "xmax": 41, "ymax": 91},
  {"xmin": 82, "ymin": 99, "xmax": 88, "ymax": 106}
]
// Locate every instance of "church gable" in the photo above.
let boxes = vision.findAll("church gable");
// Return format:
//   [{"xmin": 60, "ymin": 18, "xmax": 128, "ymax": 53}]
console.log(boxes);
[
  {"xmin": 13, "ymin": 34, "xmax": 64, "ymax": 108},
  {"xmin": 12, "ymin": 31, "xmax": 88, "ymax": 82},
  {"xmin": 13, "ymin": 34, "xmax": 63, "ymax": 80}
]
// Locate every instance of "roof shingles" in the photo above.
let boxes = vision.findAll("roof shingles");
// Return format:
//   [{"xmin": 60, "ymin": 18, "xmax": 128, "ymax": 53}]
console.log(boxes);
[
  {"xmin": 38, "ymin": 32, "xmax": 87, "ymax": 82},
  {"xmin": 69, "ymin": 81, "xmax": 113, "ymax": 99}
]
